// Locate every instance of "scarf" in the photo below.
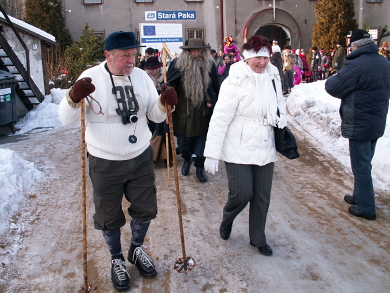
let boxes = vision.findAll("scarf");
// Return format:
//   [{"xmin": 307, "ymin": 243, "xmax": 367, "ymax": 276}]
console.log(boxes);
[{"xmin": 245, "ymin": 63, "xmax": 278, "ymax": 126}]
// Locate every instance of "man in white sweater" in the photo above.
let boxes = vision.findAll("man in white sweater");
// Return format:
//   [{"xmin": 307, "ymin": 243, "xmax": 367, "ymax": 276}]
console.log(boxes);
[{"xmin": 59, "ymin": 31, "xmax": 177, "ymax": 292}]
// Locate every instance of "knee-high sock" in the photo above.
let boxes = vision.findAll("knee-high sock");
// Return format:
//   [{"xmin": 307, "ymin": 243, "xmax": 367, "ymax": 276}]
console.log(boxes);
[
  {"xmin": 102, "ymin": 228, "xmax": 122, "ymax": 256},
  {"xmin": 130, "ymin": 219, "xmax": 151, "ymax": 245}
]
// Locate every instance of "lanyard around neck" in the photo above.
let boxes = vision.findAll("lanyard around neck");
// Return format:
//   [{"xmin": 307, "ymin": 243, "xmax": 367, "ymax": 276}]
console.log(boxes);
[{"xmin": 104, "ymin": 63, "xmax": 139, "ymax": 114}]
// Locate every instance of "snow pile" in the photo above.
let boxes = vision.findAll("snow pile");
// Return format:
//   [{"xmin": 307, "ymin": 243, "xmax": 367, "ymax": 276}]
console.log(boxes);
[
  {"xmin": 288, "ymin": 80, "xmax": 341, "ymax": 138},
  {"xmin": 13, "ymin": 88, "xmax": 66, "ymax": 134},
  {"xmin": 287, "ymin": 80, "xmax": 390, "ymax": 187},
  {"xmin": 0, "ymin": 149, "xmax": 42, "ymax": 236},
  {"xmin": 0, "ymin": 89, "xmax": 65, "ymax": 237}
]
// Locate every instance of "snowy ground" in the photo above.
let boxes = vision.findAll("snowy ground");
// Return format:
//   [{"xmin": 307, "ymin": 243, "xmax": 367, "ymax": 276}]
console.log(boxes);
[{"xmin": 0, "ymin": 83, "xmax": 389, "ymax": 292}]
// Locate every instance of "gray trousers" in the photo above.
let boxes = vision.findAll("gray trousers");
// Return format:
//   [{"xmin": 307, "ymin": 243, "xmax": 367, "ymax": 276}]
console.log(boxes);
[{"xmin": 222, "ymin": 162, "xmax": 274, "ymax": 247}]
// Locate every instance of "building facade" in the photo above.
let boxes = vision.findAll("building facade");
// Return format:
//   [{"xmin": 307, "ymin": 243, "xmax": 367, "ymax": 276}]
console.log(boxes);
[{"xmin": 62, "ymin": 0, "xmax": 390, "ymax": 53}]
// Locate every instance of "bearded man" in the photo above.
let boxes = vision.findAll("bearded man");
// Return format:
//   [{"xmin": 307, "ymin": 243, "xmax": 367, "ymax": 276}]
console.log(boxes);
[{"xmin": 167, "ymin": 38, "xmax": 220, "ymax": 183}]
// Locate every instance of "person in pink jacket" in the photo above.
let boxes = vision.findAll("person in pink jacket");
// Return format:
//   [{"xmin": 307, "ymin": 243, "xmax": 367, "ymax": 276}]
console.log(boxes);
[{"xmin": 294, "ymin": 63, "xmax": 302, "ymax": 85}]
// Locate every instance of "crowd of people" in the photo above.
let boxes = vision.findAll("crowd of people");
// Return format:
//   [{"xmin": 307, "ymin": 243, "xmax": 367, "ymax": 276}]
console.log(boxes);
[
  {"xmin": 59, "ymin": 30, "xmax": 390, "ymax": 292},
  {"xmin": 268, "ymin": 41, "xmax": 340, "ymax": 95},
  {"xmin": 205, "ymin": 39, "xmax": 351, "ymax": 96},
  {"xmin": 139, "ymin": 36, "xmax": 390, "ymax": 99}
]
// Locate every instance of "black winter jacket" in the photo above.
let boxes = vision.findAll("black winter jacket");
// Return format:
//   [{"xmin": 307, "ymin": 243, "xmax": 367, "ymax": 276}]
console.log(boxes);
[
  {"xmin": 271, "ymin": 52, "xmax": 283, "ymax": 79},
  {"xmin": 325, "ymin": 43, "xmax": 390, "ymax": 140}
]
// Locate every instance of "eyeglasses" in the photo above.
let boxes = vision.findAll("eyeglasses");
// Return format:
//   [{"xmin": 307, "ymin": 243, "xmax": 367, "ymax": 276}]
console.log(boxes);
[{"xmin": 86, "ymin": 95, "xmax": 104, "ymax": 115}]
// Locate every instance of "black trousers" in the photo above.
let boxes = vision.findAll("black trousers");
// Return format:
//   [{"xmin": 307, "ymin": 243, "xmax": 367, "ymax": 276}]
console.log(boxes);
[
  {"xmin": 175, "ymin": 133, "xmax": 207, "ymax": 167},
  {"xmin": 89, "ymin": 146, "xmax": 157, "ymax": 230}
]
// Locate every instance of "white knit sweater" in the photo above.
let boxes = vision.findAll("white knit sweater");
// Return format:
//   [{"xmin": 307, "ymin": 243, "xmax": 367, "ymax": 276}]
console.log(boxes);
[{"xmin": 59, "ymin": 62, "xmax": 166, "ymax": 160}]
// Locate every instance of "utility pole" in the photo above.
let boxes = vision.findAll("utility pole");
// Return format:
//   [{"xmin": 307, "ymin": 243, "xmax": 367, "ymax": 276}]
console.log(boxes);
[
  {"xmin": 358, "ymin": 0, "xmax": 363, "ymax": 29},
  {"xmin": 219, "ymin": 0, "xmax": 224, "ymax": 50},
  {"xmin": 273, "ymin": 0, "xmax": 276, "ymax": 22}
]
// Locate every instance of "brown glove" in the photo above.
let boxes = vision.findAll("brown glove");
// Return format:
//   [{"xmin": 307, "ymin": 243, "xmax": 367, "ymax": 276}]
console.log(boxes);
[
  {"xmin": 160, "ymin": 84, "xmax": 178, "ymax": 106},
  {"xmin": 70, "ymin": 78, "xmax": 95, "ymax": 103}
]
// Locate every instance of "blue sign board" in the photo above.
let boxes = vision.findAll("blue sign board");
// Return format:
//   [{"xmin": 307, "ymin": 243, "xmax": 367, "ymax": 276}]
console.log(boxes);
[
  {"xmin": 145, "ymin": 11, "xmax": 196, "ymax": 21},
  {"xmin": 141, "ymin": 37, "xmax": 183, "ymax": 43}
]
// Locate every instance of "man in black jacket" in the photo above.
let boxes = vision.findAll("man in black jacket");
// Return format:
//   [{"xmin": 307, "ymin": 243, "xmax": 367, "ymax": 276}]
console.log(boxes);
[
  {"xmin": 325, "ymin": 30, "xmax": 390, "ymax": 220},
  {"xmin": 271, "ymin": 44, "xmax": 283, "ymax": 86},
  {"xmin": 311, "ymin": 46, "xmax": 321, "ymax": 82}
]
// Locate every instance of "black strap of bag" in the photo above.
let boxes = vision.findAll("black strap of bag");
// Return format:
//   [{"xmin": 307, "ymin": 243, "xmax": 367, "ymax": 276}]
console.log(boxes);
[
  {"xmin": 271, "ymin": 79, "xmax": 281, "ymax": 120},
  {"xmin": 271, "ymin": 79, "xmax": 300, "ymax": 159}
]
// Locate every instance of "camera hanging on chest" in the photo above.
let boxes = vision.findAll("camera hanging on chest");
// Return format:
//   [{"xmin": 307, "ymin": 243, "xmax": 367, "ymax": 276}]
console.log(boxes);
[{"xmin": 106, "ymin": 63, "xmax": 140, "ymax": 144}]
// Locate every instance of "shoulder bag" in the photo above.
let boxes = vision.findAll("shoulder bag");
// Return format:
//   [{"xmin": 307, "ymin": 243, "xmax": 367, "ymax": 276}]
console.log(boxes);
[{"xmin": 272, "ymin": 80, "xmax": 300, "ymax": 159}]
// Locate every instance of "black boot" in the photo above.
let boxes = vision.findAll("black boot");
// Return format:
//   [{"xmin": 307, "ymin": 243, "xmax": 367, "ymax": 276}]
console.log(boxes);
[
  {"xmin": 219, "ymin": 222, "xmax": 233, "ymax": 240},
  {"xmin": 181, "ymin": 151, "xmax": 192, "ymax": 176},
  {"xmin": 181, "ymin": 160, "xmax": 191, "ymax": 176},
  {"xmin": 128, "ymin": 243, "xmax": 157, "ymax": 278},
  {"xmin": 250, "ymin": 241, "xmax": 273, "ymax": 256},
  {"xmin": 196, "ymin": 167, "xmax": 208, "ymax": 182},
  {"xmin": 111, "ymin": 254, "xmax": 130, "ymax": 291}
]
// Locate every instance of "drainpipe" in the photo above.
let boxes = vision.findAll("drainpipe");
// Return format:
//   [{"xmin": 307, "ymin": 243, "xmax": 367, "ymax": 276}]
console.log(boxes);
[
  {"xmin": 220, "ymin": 0, "xmax": 224, "ymax": 50},
  {"xmin": 273, "ymin": 0, "xmax": 276, "ymax": 22}
]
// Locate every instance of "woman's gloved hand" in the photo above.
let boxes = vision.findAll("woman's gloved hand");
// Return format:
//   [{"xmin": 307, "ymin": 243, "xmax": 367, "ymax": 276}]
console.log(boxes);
[
  {"xmin": 276, "ymin": 113, "xmax": 287, "ymax": 129},
  {"xmin": 204, "ymin": 157, "xmax": 219, "ymax": 174},
  {"xmin": 70, "ymin": 78, "xmax": 95, "ymax": 103}
]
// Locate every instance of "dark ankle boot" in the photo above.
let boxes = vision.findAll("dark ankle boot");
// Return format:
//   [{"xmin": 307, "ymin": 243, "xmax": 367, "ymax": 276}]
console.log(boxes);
[
  {"xmin": 128, "ymin": 243, "xmax": 157, "ymax": 278},
  {"xmin": 181, "ymin": 151, "xmax": 192, "ymax": 176},
  {"xmin": 196, "ymin": 167, "xmax": 208, "ymax": 182},
  {"xmin": 219, "ymin": 222, "xmax": 233, "ymax": 240},
  {"xmin": 181, "ymin": 160, "xmax": 191, "ymax": 176}
]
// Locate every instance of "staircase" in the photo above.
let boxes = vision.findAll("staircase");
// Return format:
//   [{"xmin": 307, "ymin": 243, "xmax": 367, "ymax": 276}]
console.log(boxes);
[{"xmin": 0, "ymin": 5, "xmax": 44, "ymax": 110}]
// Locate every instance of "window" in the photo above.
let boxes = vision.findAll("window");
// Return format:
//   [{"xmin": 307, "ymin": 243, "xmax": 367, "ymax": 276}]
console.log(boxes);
[
  {"xmin": 185, "ymin": 0, "xmax": 204, "ymax": 2},
  {"xmin": 366, "ymin": 0, "xmax": 381, "ymax": 2},
  {"xmin": 186, "ymin": 28, "xmax": 204, "ymax": 40},
  {"xmin": 368, "ymin": 29, "xmax": 380, "ymax": 41},
  {"xmin": 83, "ymin": 0, "xmax": 103, "ymax": 4},
  {"xmin": 134, "ymin": 0, "xmax": 154, "ymax": 2},
  {"xmin": 94, "ymin": 31, "xmax": 105, "ymax": 42}
]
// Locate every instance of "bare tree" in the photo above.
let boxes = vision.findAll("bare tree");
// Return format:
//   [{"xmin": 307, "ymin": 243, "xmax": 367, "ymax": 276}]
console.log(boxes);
[{"xmin": 0, "ymin": 0, "xmax": 25, "ymax": 19}]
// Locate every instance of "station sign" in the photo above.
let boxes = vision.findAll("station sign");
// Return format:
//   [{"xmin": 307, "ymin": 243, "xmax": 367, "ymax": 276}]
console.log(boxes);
[{"xmin": 145, "ymin": 11, "xmax": 196, "ymax": 21}]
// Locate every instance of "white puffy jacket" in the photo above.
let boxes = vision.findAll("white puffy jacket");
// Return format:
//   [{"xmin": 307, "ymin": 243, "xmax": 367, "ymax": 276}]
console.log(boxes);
[{"xmin": 204, "ymin": 61, "xmax": 285, "ymax": 166}]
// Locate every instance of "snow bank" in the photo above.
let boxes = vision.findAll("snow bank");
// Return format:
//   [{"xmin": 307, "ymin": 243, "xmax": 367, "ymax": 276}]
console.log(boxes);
[
  {"xmin": 0, "ymin": 149, "xmax": 42, "ymax": 236},
  {"xmin": 13, "ymin": 89, "xmax": 65, "ymax": 135},
  {"xmin": 287, "ymin": 80, "xmax": 390, "ymax": 188}
]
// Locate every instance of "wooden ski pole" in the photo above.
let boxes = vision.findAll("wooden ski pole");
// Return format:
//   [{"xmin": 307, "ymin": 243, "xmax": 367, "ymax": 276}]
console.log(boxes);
[
  {"xmin": 162, "ymin": 43, "xmax": 195, "ymax": 273},
  {"xmin": 162, "ymin": 46, "xmax": 170, "ymax": 186},
  {"xmin": 80, "ymin": 99, "xmax": 89, "ymax": 292}
]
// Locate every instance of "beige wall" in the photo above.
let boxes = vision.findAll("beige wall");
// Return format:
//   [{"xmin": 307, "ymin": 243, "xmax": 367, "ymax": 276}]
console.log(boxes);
[{"xmin": 62, "ymin": 0, "xmax": 390, "ymax": 53}]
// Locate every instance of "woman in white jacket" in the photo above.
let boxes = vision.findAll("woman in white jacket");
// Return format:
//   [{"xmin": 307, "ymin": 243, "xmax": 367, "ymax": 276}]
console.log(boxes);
[{"xmin": 204, "ymin": 35, "xmax": 286, "ymax": 256}]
